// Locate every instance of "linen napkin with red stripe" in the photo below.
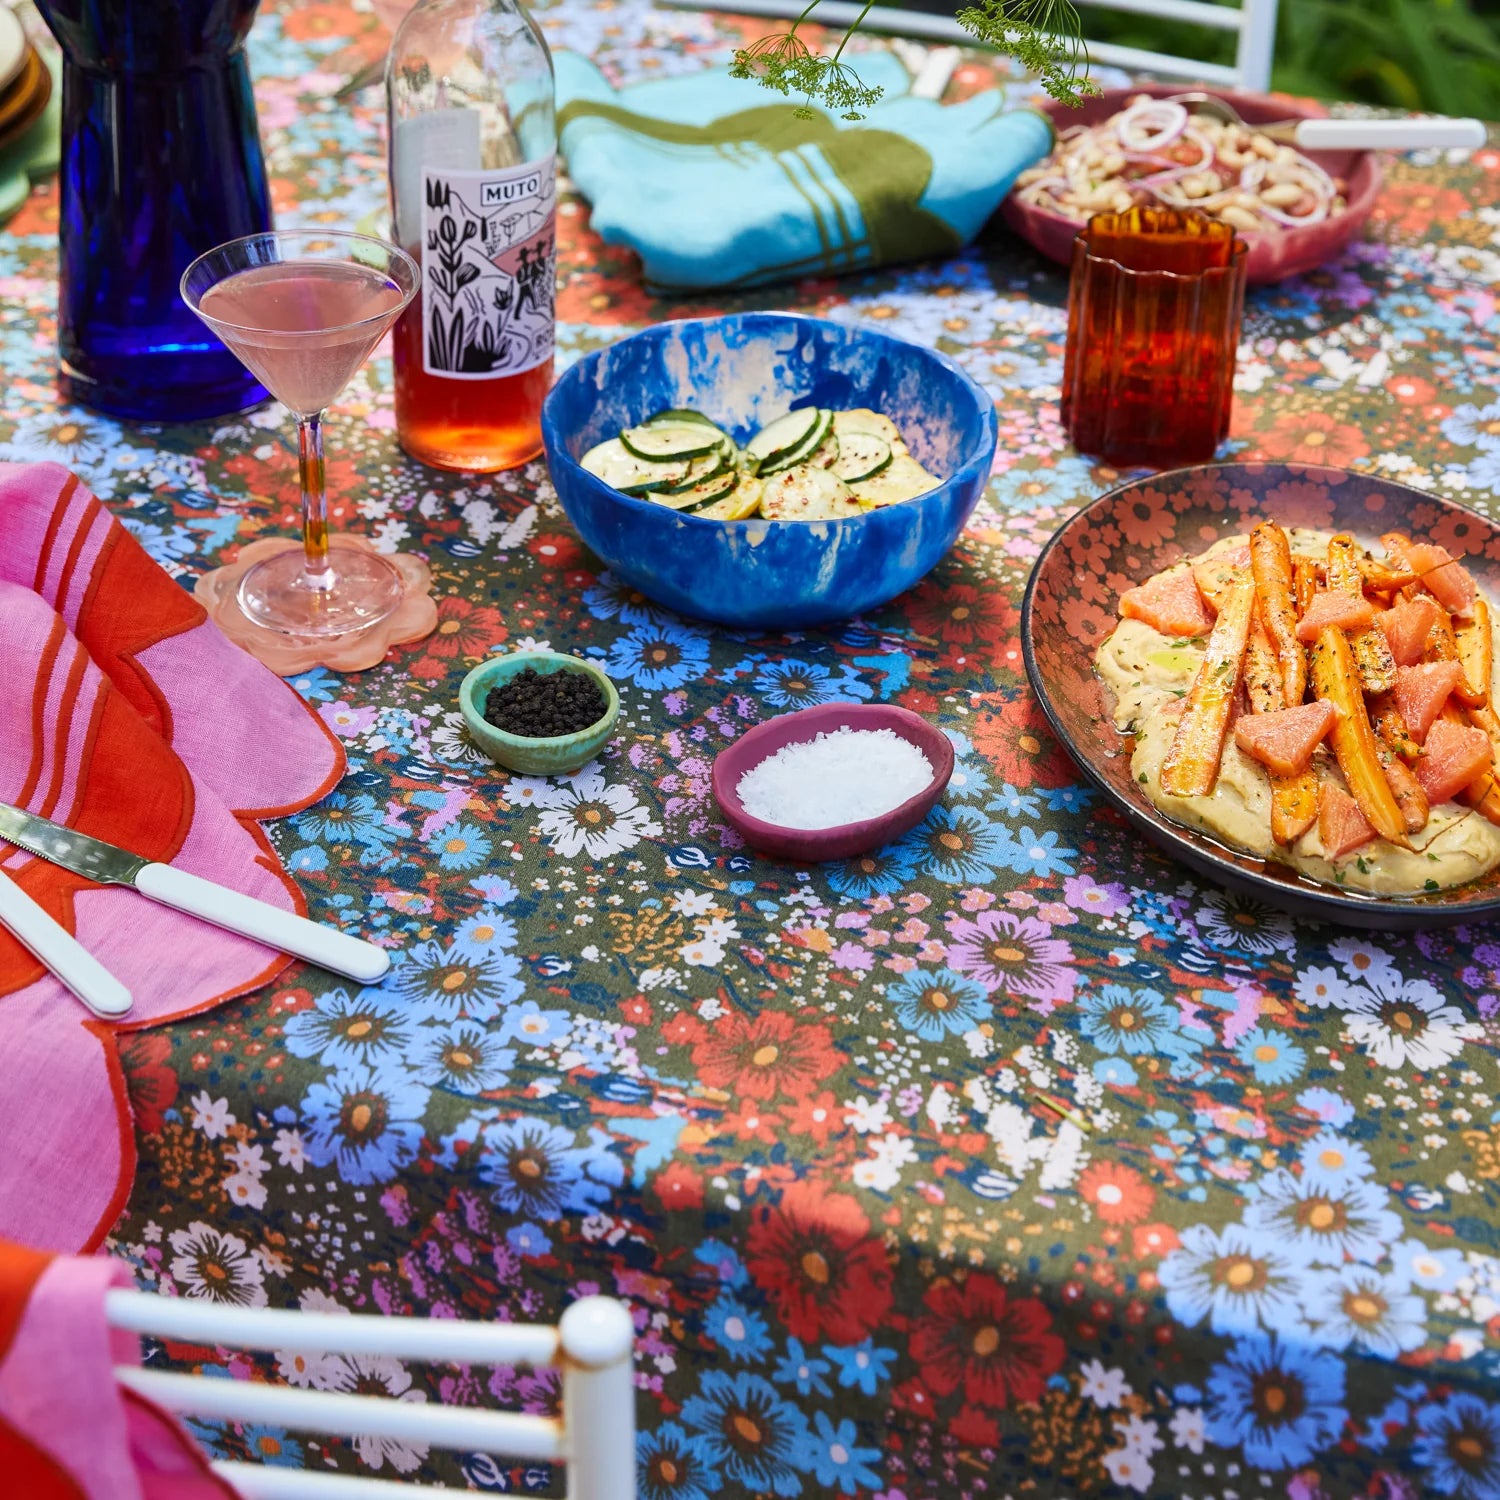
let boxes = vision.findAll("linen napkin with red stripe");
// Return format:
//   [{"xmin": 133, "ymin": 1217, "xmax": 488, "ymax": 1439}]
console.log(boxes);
[
  {"xmin": 0, "ymin": 1236, "xmax": 240, "ymax": 1499},
  {"xmin": 0, "ymin": 461, "xmax": 349, "ymax": 1252}
]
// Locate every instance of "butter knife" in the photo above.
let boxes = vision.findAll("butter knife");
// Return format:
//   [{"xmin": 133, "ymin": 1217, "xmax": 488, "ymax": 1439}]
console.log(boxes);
[
  {"xmin": 0, "ymin": 802, "xmax": 390, "ymax": 985},
  {"xmin": 0, "ymin": 868, "xmax": 133, "ymax": 1017}
]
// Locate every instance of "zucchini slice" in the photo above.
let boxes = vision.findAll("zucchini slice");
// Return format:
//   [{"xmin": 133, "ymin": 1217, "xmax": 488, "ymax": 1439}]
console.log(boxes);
[
  {"xmin": 759, "ymin": 464, "xmax": 863, "ymax": 521},
  {"xmin": 620, "ymin": 421, "xmax": 723, "ymax": 460},
  {"xmin": 695, "ymin": 479, "xmax": 763, "ymax": 520},
  {"xmin": 744, "ymin": 408, "xmax": 821, "ymax": 473},
  {"xmin": 833, "ymin": 408, "xmax": 903, "ymax": 446},
  {"xmin": 644, "ymin": 408, "xmax": 721, "ymax": 429},
  {"xmin": 656, "ymin": 447, "xmax": 732, "ymax": 494},
  {"xmin": 850, "ymin": 454, "xmax": 941, "ymax": 509},
  {"xmin": 758, "ymin": 409, "xmax": 834, "ymax": 476},
  {"xmin": 646, "ymin": 469, "xmax": 741, "ymax": 511},
  {"xmin": 831, "ymin": 432, "xmax": 891, "ymax": 484},
  {"xmin": 805, "ymin": 431, "xmax": 840, "ymax": 470},
  {"xmin": 581, "ymin": 437, "xmax": 692, "ymax": 494}
]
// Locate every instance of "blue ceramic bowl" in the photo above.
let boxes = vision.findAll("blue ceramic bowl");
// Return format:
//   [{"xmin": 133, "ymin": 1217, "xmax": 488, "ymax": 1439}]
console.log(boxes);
[{"xmin": 541, "ymin": 313, "xmax": 998, "ymax": 630}]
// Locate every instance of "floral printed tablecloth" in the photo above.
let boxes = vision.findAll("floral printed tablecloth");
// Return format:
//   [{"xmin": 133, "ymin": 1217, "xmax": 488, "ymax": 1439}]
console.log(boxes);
[{"xmin": 5, "ymin": 3, "xmax": 1500, "ymax": 1496}]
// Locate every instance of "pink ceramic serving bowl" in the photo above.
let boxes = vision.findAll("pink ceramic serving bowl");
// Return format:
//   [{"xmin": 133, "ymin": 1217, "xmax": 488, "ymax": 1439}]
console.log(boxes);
[
  {"xmin": 712, "ymin": 704, "xmax": 955, "ymax": 864},
  {"xmin": 1001, "ymin": 83, "xmax": 1383, "ymax": 285}
]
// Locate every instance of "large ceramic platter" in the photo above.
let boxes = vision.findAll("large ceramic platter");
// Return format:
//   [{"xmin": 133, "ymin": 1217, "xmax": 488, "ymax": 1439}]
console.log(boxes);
[{"xmin": 1023, "ymin": 462, "xmax": 1500, "ymax": 928}]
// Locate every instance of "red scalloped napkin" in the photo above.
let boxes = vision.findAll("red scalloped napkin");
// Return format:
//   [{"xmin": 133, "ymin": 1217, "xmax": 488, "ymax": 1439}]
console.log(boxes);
[
  {"xmin": 0, "ymin": 462, "xmax": 344, "ymax": 1253},
  {"xmin": 0, "ymin": 1237, "xmax": 240, "ymax": 1498}
]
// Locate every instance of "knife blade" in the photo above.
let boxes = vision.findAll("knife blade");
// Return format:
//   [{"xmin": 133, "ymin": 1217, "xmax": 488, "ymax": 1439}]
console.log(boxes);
[{"xmin": 0, "ymin": 802, "xmax": 391, "ymax": 985}]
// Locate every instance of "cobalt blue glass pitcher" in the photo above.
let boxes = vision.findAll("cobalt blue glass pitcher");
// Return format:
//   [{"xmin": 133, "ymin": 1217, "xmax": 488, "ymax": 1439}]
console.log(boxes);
[{"xmin": 34, "ymin": 0, "xmax": 272, "ymax": 420}]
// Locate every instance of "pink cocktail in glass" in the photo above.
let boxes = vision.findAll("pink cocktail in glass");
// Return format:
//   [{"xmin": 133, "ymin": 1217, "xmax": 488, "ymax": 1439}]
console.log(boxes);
[{"xmin": 182, "ymin": 230, "xmax": 419, "ymax": 639}]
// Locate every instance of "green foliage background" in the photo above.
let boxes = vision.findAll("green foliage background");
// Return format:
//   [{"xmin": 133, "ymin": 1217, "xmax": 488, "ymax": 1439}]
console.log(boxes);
[{"xmin": 1078, "ymin": 0, "xmax": 1500, "ymax": 115}]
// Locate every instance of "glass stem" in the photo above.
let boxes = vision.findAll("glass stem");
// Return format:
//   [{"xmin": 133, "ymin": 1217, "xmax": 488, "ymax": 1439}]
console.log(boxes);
[{"xmin": 298, "ymin": 412, "xmax": 333, "ymax": 587}]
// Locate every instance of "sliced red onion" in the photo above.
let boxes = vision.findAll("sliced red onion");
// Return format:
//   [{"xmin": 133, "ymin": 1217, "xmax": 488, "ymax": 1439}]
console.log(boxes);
[
  {"xmin": 1116, "ymin": 99, "xmax": 1188, "ymax": 154},
  {"xmin": 1025, "ymin": 100, "xmax": 1348, "ymax": 231},
  {"xmin": 1179, "ymin": 126, "xmax": 1215, "ymax": 170}
]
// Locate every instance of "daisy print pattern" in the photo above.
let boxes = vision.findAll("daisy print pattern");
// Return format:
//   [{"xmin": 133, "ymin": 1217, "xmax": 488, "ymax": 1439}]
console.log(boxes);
[
  {"xmin": 1340, "ymin": 968, "xmax": 1483, "ymax": 1070},
  {"xmin": 53, "ymin": 7, "xmax": 1500, "ymax": 1498},
  {"xmin": 167, "ymin": 1223, "xmax": 268, "ymax": 1307},
  {"xmin": 1158, "ymin": 1222, "xmax": 1316, "ymax": 1337},
  {"xmin": 533, "ymin": 769, "xmax": 662, "ymax": 859}
]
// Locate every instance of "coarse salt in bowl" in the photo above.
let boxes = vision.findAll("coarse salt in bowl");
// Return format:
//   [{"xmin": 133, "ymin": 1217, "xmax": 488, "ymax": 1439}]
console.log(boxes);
[
  {"xmin": 738, "ymin": 727, "xmax": 936, "ymax": 830},
  {"xmin": 712, "ymin": 704, "xmax": 956, "ymax": 864}
]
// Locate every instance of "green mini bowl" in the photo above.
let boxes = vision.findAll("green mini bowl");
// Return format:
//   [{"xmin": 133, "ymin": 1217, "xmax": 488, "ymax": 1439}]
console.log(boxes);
[{"xmin": 458, "ymin": 651, "xmax": 620, "ymax": 775}]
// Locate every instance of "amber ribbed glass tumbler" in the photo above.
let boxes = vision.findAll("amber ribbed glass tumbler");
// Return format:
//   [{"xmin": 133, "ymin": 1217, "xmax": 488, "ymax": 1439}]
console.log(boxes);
[{"xmin": 1061, "ymin": 207, "xmax": 1247, "ymax": 470}]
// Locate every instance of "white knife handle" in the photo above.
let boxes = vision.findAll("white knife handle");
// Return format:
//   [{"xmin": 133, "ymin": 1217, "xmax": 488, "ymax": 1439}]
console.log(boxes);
[
  {"xmin": 0, "ymin": 870, "xmax": 133, "ymax": 1018},
  {"xmin": 1294, "ymin": 117, "xmax": 1487, "ymax": 152},
  {"xmin": 135, "ymin": 864, "xmax": 391, "ymax": 984}
]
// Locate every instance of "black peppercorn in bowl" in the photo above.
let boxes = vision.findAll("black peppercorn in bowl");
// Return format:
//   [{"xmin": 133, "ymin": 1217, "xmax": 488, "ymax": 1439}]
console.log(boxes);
[{"xmin": 458, "ymin": 651, "xmax": 620, "ymax": 775}]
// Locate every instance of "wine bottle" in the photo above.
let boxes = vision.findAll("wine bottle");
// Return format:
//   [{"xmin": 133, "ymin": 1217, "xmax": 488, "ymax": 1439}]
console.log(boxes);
[{"xmin": 387, "ymin": 0, "xmax": 556, "ymax": 473}]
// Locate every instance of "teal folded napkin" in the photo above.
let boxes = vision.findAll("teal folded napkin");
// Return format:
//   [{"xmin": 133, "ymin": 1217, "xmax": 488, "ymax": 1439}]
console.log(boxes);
[{"xmin": 555, "ymin": 51, "xmax": 1053, "ymax": 291}]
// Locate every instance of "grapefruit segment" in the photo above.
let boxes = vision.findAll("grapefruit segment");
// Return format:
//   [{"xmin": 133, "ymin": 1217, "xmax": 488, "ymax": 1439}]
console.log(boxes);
[
  {"xmin": 1119, "ymin": 568, "xmax": 1213, "ymax": 637},
  {"xmin": 1377, "ymin": 596, "xmax": 1440, "ymax": 667},
  {"xmin": 1233, "ymin": 700, "xmax": 1338, "ymax": 777},
  {"xmin": 1193, "ymin": 558, "xmax": 1247, "ymax": 615},
  {"xmin": 1295, "ymin": 591, "xmax": 1377, "ymax": 644},
  {"xmin": 1318, "ymin": 782, "xmax": 1377, "ymax": 859},
  {"xmin": 1415, "ymin": 719, "xmax": 1494, "ymax": 805},
  {"xmin": 1405, "ymin": 542, "xmax": 1477, "ymax": 616},
  {"xmin": 1393, "ymin": 661, "xmax": 1463, "ymax": 744}
]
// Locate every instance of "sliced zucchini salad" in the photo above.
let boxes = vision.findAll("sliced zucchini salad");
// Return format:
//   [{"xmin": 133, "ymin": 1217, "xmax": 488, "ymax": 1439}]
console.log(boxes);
[{"xmin": 579, "ymin": 406, "xmax": 941, "ymax": 522}]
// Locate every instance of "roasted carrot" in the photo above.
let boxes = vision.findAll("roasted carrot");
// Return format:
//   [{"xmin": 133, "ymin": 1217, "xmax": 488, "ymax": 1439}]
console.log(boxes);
[
  {"xmin": 1324, "ymin": 534, "xmax": 1361, "ymax": 593},
  {"xmin": 1327, "ymin": 532, "xmax": 1397, "ymax": 696},
  {"xmin": 1309, "ymin": 626, "xmax": 1410, "ymax": 846},
  {"xmin": 1457, "ymin": 597, "xmax": 1494, "ymax": 707},
  {"xmin": 1369, "ymin": 695, "xmax": 1423, "ymax": 764},
  {"xmin": 1463, "ymin": 776, "xmax": 1500, "ymax": 829},
  {"xmin": 1245, "ymin": 623, "xmax": 1318, "ymax": 843},
  {"xmin": 1251, "ymin": 522, "xmax": 1306, "ymax": 707},
  {"xmin": 1380, "ymin": 749, "xmax": 1430, "ymax": 834},
  {"xmin": 1360, "ymin": 556, "xmax": 1416, "ymax": 593},
  {"xmin": 1293, "ymin": 558, "xmax": 1319, "ymax": 616},
  {"xmin": 1425, "ymin": 605, "xmax": 1487, "ymax": 709},
  {"xmin": 1270, "ymin": 770, "xmax": 1319, "ymax": 845},
  {"xmin": 1244, "ymin": 622, "xmax": 1283, "ymax": 715},
  {"xmin": 1162, "ymin": 578, "xmax": 1255, "ymax": 798},
  {"xmin": 1469, "ymin": 700, "xmax": 1500, "ymax": 760}
]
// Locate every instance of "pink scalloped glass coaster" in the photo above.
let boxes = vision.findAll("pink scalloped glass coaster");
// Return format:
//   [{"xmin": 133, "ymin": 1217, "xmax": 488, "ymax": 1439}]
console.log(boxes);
[{"xmin": 194, "ymin": 535, "xmax": 438, "ymax": 676}]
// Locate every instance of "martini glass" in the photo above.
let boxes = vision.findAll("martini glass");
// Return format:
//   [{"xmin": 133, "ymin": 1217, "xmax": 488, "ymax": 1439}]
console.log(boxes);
[{"xmin": 182, "ymin": 230, "xmax": 419, "ymax": 637}]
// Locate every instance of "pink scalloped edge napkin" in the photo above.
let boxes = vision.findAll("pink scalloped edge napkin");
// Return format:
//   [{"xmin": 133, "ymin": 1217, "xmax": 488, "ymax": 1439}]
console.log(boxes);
[
  {"xmin": 0, "ymin": 1237, "xmax": 242, "ymax": 1498},
  {"xmin": 0, "ymin": 462, "xmax": 345, "ymax": 1252}
]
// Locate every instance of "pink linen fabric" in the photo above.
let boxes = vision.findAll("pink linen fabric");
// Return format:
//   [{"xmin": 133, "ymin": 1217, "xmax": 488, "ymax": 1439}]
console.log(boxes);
[
  {"xmin": 0, "ymin": 1240, "xmax": 242, "ymax": 1500},
  {"xmin": 0, "ymin": 462, "xmax": 346, "ymax": 1251}
]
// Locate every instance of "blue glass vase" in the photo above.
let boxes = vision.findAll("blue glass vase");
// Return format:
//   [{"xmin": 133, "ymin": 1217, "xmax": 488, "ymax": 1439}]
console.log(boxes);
[{"xmin": 35, "ymin": 0, "xmax": 272, "ymax": 421}]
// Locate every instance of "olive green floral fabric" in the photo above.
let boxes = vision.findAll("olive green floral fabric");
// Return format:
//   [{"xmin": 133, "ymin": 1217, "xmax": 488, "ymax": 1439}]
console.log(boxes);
[{"xmin": 3, "ymin": 2, "xmax": 1500, "ymax": 1496}]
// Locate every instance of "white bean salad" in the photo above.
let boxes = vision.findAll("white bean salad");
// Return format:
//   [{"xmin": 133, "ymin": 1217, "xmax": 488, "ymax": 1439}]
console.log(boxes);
[{"xmin": 1015, "ymin": 95, "xmax": 1349, "ymax": 234}]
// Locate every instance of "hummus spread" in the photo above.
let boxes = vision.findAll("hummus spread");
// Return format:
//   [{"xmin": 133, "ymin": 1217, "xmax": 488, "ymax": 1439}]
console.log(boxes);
[{"xmin": 1096, "ymin": 531, "xmax": 1500, "ymax": 896}]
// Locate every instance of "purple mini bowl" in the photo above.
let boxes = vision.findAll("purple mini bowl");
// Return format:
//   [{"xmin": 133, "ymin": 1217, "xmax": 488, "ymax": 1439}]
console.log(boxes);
[{"xmin": 712, "ymin": 704, "xmax": 955, "ymax": 864}]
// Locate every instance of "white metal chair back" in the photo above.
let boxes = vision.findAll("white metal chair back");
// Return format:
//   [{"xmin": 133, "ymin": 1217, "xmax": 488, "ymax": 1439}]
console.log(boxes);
[
  {"xmin": 104, "ymin": 1290, "xmax": 636, "ymax": 1500},
  {"xmin": 706, "ymin": 0, "xmax": 1280, "ymax": 92}
]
